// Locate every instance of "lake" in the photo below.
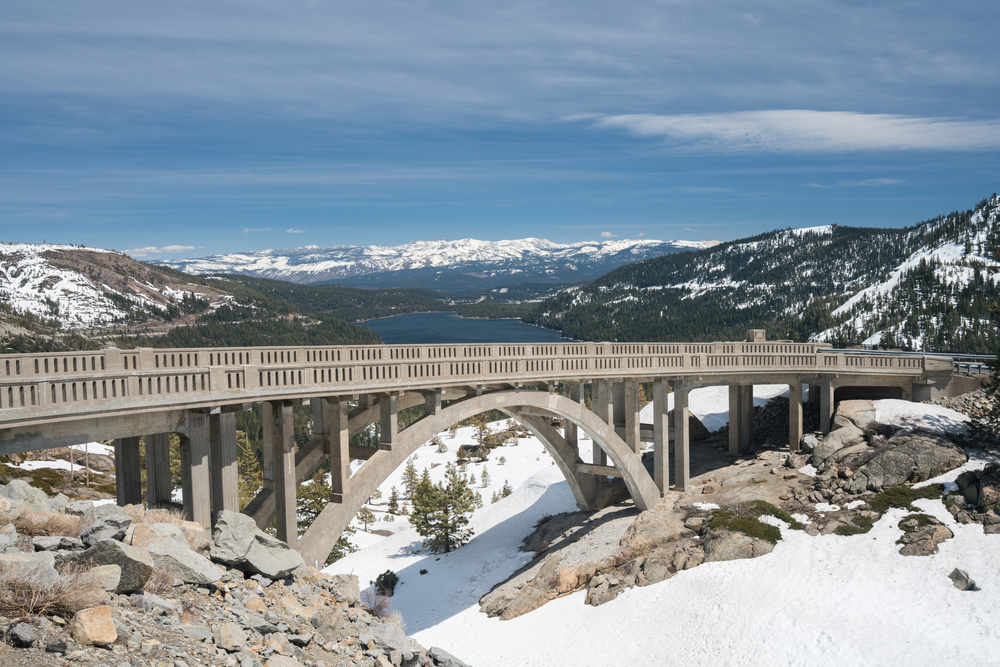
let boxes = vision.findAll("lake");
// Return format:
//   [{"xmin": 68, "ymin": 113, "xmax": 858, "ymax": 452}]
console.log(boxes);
[{"xmin": 361, "ymin": 312, "xmax": 567, "ymax": 344}]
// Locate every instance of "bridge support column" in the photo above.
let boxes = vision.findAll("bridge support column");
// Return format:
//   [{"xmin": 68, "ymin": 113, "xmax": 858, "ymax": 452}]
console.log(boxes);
[
  {"xmin": 379, "ymin": 394, "xmax": 398, "ymax": 450},
  {"xmin": 180, "ymin": 411, "xmax": 212, "ymax": 530},
  {"xmin": 422, "ymin": 389, "xmax": 442, "ymax": 415},
  {"xmin": 788, "ymin": 380, "xmax": 803, "ymax": 452},
  {"xmin": 653, "ymin": 379, "xmax": 670, "ymax": 495},
  {"xmin": 114, "ymin": 436, "xmax": 142, "ymax": 507},
  {"xmin": 564, "ymin": 383, "xmax": 583, "ymax": 453},
  {"xmin": 623, "ymin": 380, "xmax": 641, "ymax": 454},
  {"xmin": 145, "ymin": 433, "xmax": 171, "ymax": 508},
  {"xmin": 263, "ymin": 401, "xmax": 297, "ymax": 547},
  {"xmin": 327, "ymin": 397, "xmax": 351, "ymax": 503},
  {"xmin": 807, "ymin": 383, "xmax": 820, "ymax": 406},
  {"xmin": 820, "ymin": 377, "xmax": 835, "ymax": 434},
  {"xmin": 673, "ymin": 380, "xmax": 691, "ymax": 493},
  {"xmin": 729, "ymin": 385, "xmax": 753, "ymax": 456},
  {"xmin": 209, "ymin": 412, "xmax": 239, "ymax": 524},
  {"xmin": 593, "ymin": 380, "xmax": 612, "ymax": 468}
]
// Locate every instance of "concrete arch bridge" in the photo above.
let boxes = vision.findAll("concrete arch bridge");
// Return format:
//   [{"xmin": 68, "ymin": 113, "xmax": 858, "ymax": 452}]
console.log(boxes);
[{"xmin": 0, "ymin": 331, "xmax": 960, "ymax": 568}]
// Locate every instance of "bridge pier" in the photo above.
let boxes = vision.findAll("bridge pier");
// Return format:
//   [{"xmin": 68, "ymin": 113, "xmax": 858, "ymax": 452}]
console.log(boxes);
[
  {"xmin": 622, "ymin": 380, "xmax": 641, "ymax": 454},
  {"xmin": 179, "ymin": 410, "xmax": 212, "ymax": 530},
  {"xmin": 326, "ymin": 396, "xmax": 351, "ymax": 503},
  {"xmin": 728, "ymin": 385, "xmax": 753, "ymax": 455},
  {"xmin": 114, "ymin": 436, "xmax": 143, "ymax": 506},
  {"xmin": 593, "ymin": 380, "xmax": 612, "ymax": 468},
  {"xmin": 263, "ymin": 400, "xmax": 297, "ymax": 547},
  {"xmin": 379, "ymin": 393, "xmax": 398, "ymax": 449},
  {"xmin": 564, "ymin": 382, "xmax": 584, "ymax": 453},
  {"xmin": 652, "ymin": 378, "xmax": 670, "ymax": 495},
  {"xmin": 820, "ymin": 376, "xmax": 835, "ymax": 434},
  {"xmin": 672, "ymin": 380, "xmax": 691, "ymax": 492},
  {"xmin": 209, "ymin": 412, "xmax": 239, "ymax": 523},
  {"xmin": 145, "ymin": 433, "xmax": 172, "ymax": 508},
  {"xmin": 789, "ymin": 380, "xmax": 803, "ymax": 451}
]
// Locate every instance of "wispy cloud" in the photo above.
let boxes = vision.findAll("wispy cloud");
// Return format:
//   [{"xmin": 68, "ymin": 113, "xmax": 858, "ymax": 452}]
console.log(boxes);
[
  {"xmin": 242, "ymin": 227, "xmax": 272, "ymax": 234},
  {"xmin": 804, "ymin": 178, "xmax": 904, "ymax": 188},
  {"xmin": 600, "ymin": 231, "xmax": 618, "ymax": 238},
  {"xmin": 285, "ymin": 228, "xmax": 305, "ymax": 233},
  {"xmin": 126, "ymin": 245, "xmax": 196, "ymax": 257},
  {"xmin": 590, "ymin": 111, "xmax": 1000, "ymax": 153}
]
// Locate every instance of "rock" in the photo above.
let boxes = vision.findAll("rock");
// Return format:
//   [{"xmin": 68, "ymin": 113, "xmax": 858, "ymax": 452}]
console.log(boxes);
[
  {"xmin": 81, "ymin": 512, "xmax": 132, "ymax": 547},
  {"xmin": 10, "ymin": 621, "xmax": 38, "ymax": 647},
  {"xmin": 45, "ymin": 640, "xmax": 68, "ymax": 654},
  {"xmin": 668, "ymin": 410, "xmax": 711, "ymax": 441},
  {"xmin": 246, "ymin": 613, "xmax": 279, "ymax": 635},
  {"xmin": 311, "ymin": 606, "xmax": 342, "ymax": 642},
  {"xmin": 176, "ymin": 520, "xmax": 211, "ymax": 554},
  {"xmin": 125, "ymin": 522, "xmax": 188, "ymax": 549},
  {"xmin": 0, "ymin": 479, "xmax": 53, "ymax": 512},
  {"xmin": 0, "ymin": 551, "xmax": 60, "ymax": 586},
  {"xmin": 244, "ymin": 530, "xmax": 305, "ymax": 579},
  {"xmin": 70, "ymin": 606, "xmax": 117, "ymax": 646},
  {"xmin": 701, "ymin": 529, "xmax": 775, "ymax": 563},
  {"xmin": 329, "ymin": 574, "xmax": 360, "ymax": 605},
  {"xmin": 131, "ymin": 592, "xmax": 179, "ymax": 615},
  {"xmin": 949, "ymin": 568, "xmax": 978, "ymax": 591},
  {"xmin": 66, "ymin": 500, "xmax": 95, "ymax": 518},
  {"xmin": 799, "ymin": 434, "xmax": 820, "ymax": 454},
  {"xmin": 146, "ymin": 535, "xmax": 222, "ymax": 585},
  {"xmin": 832, "ymin": 400, "xmax": 877, "ymax": 431},
  {"xmin": 267, "ymin": 632, "xmax": 292, "ymax": 655},
  {"xmin": 72, "ymin": 540, "xmax": 153, "ymax": 592},
  {"xmin": 846, "ymin": 431, "xmax": 968, "ymax": 493},
  {"xmin": 429, "ymin": 646, "xmax": 473, "ymax": 667},
  {"xmin": 372, "ymin": 622, "xmax": 416, "ymax": 662},
  {"xmin": 265, "ymin": 656, "xmax": 304, "ymax": 667},
  {"xmin": 210, "ymin": 510, "xmax": 256, "ymax": 565},
  {"xmin": 812, "ymin": 423, "xmax": 865, "ymax": 466},
  {"xmin": 897, "ymin": 515, "xmax": 954, "ymax": 557},
  {"xmin": 90, "ymin": 564, "xmax": 122, "ymax": 592},
  {"xmin": 32, "ymin": 535, "xmax": 85, "ymax": 551}
]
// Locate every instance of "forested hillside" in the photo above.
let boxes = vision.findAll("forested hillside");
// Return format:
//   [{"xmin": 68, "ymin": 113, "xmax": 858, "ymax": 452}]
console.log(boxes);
[{"xmin": 526, "ymin": 194, "xmax": 1000, "ymax": 353}]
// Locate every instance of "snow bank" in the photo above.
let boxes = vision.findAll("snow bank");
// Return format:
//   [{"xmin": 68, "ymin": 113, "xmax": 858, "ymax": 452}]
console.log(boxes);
[{"xmin": 873, "ymin": 399, "xmax": 969, "ymax": 436}]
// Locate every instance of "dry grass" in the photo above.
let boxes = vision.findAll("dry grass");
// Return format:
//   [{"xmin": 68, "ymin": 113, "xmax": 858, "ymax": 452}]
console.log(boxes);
[
  {"xmin": 386, "ymin": 609, "xmax": 406, "ymax": 632},
  {"xmin": 124, "ymin": 505, "xmax": 188, "ymax": 526},
  {"xmin": 3, "ymin": 510, "xmax": 83, "ymax": 538},
  {"xmin": 0, "ymin": 567, "xmax": 106, "ymax": 617},
  {"xmin": 142, "ymin": 568, "xmax": 179, "ymax": 595},
  {"xmin": 361, "ymin": 590, "xmax": 391, "ymax": 619}
]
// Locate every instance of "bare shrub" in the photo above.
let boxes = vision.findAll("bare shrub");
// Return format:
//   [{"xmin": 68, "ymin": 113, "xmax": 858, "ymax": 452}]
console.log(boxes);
[
  {"xmin": 0, "ymin": 568, "xmax": 106, "ymax": 617},
  {"xmin": 142, "ymin": 568, "xmax": 178, "ymax": 595},
  {"xmin": 7, "ymin": 510, "xmax": 83, "ymax": 538},
  {"xmin": 386, "ymin": 609, "xmax": 406, "ymax": 632},
  {"xmin": 124, "ymin": 505, "xmax": 188, "ymax": 526},
  {"xmin": 361, "ymin": 589, "xmax": 390, "ymax": 619}
]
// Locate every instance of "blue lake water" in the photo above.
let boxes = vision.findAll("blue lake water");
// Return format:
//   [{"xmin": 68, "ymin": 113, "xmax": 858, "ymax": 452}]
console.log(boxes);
[{"xmin": 361, "ymin": 312, "xmax": 566, "ymax": 344}]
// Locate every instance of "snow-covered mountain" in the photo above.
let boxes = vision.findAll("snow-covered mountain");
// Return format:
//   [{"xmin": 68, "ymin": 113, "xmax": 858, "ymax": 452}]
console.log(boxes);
[
  {"xmin": 158, "ymin": 237, "xmax": 718, "ymax": 289},
  {"xmin": 527, "ymin": 194, "xmax": 1000, "ymax": 353},
  {"xmin": 0, "ymin": 242, "xmax": 231, "ymax": 331}
]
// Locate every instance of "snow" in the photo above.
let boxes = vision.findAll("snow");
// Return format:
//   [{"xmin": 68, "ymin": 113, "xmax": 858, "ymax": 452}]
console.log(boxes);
[
  {"xmin": 16, "ymin": 460, "xmax": 102, "ymax": 475},
  {"xmin": 789, "ymin": 225, "xmax": 833, "ymax": 237},
  {"xmin": 325, "ymin": 391, "xmax": 999, "ymax": 666},
  {"xmin": 639, "ymin": 383, "xmax": 791, "ymax": 433},
  {"xmin": 873, "ymin": 399, "xmax": 970, "ymax": 436}
]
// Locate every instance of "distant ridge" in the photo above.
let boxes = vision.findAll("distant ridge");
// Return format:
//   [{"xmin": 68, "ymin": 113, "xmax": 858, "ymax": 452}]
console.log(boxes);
[{"xmin": 158, "ymin": 237, "xmax": 718, "ymax": 289}]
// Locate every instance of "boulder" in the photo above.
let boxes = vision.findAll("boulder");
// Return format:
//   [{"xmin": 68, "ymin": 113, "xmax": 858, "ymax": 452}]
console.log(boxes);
[
  {"xmin": 0, "ymin": 551, "xmax": 60, "ymax": 587},
  {"xmin": 832, "ymin": 400, "xmax": 876, "ymax": 431},
  {"xmin": 956, "ymin": 463, "xmax": 1000, "ymax": 513},
  {"xmin": 10, "ymin": 622, "xmax": 37, "ymax": 647},
  {"xmin": 897, "ymin": 515, "xmax": 953, "ymax": 556},
  {"xmin": 32, "ymin": 535, "xmax": 85, "ymax": 552},
  {"xmin": 329, "ymin": 573, "xmax": 361, "ymax": 605},
  {"xmin": 799, "ymin": 434, "xmax": 820, "ymax": 454},
  {"xmin": 125, "ymin": 522, "xmax": 189, "ymax": 550},
  {"xmin": 213, "ymin": 621, "xmax": 247, "ymax": 652},
  {"xmin": 372, "ymin": 622, "xmax": 416, "ymax": 663},
  {"xmin": 0, "ymin": 523, "xmax": 17, "ymax": 550},
  {"xmin": 131, "ymin": 592, "xmax": 179, "ymax": 615},
  {"xmin": 311, "ymin": 606, "xmax": 342, "ymax": 643},
  {"xmin": 265, "ymin": 656, "xmax": 304, "ymax": 667},
  {"xmin": 90, "ymin": 564, "xmax": 122, "ymax": 592},
  {"xmin": 81, "ymin": 512, "xmax": 132, "ymax": 547},
  {"xmin": 812, "ymin": 423, "xmax": 865, "ymax": 466},
  {"xmin": 0, "ymin": 480, "xmax": 52, "ymax": 512},
  {"xmin": 72, "ymin": 540, "xmax": 153, "ymax": 592},
  {"xmin": 70, "ymin": 606, "xmax": 117, "ymax": 646},
  {"xmin": 701, "ymin": 529, "xmax": 775, "ymax": 563},
  {"xmin": 845, "ymin": 431, "xmax": 967, "ymax": 493},
  {"xmin": 949, "ymin": 568, "xmax": 978, "ymax": 591},
  {"xmin": 429, "ymin": 647, "xmax": 472, "ymax": 667},
  {"xmin": 211, "ymin": 510, "xmax": 303, "ymax": 579},
  {"xmin": 146, "ymin": 537, "xmax": 222, "ymax": 585}
]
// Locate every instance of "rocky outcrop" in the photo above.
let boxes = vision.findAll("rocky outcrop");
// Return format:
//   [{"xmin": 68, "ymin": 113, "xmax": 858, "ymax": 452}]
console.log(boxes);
[
  {"xmin": 842, "ymin": 432, "xmax": 968, "ymax": 494},
  {"xmin": 702, "ymin": 528, "xmax": 775, "ymax": 562},
  {"xmin": 952, "ymin": 464, "xmax": 1000, "ymax": 533},
  {"xmin": 896, "ymin": 514, "xmax": 953, "ymax": 556},
  {"xmin": 211, "ymin": 509, "xmax": 304, "ymax": 579}
]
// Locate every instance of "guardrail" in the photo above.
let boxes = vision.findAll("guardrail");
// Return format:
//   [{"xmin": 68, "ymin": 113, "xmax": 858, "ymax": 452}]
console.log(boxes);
[{"xmin": 833, "ymin": 348, "xmax": 993, "ymax": 376}]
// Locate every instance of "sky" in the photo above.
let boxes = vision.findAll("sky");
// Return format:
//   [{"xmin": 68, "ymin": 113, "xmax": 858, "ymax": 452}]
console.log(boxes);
[{"xmin": 1, "ymin": 1, "xmax": 999, "ymax": 259}]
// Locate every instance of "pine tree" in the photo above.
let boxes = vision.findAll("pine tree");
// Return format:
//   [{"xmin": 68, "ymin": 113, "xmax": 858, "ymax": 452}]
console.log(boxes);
[
  {"xmin": 356, "ymin": 507, "xmax": 376, "ymax": 532},
  {"xmin": 236, "ymin": 430, "xmax": 263, "ymax": 511},
  {"xmin": 498, "ymin": 456, "xmax": 506, "ymax": 465},
  {"xmin": 468, "ymin": 471, "xmax": 477, "ymax": 486},
  {"xmin": 474, "ymin": 491, "xmax": 484, "ymax": 509},
  {"xmin": 490, "ymin": 491, "xmax": 499, "ymax": 504},
  {"xmin": 402, "ymin": 458, "xmax": 418, "ymax": 498},
  {"xmin": 387, "ymin": 486, "xmax": 400, "ymax": 515},
  {"xmin": 409, "ymin": 462, "xmax": 476, "ymax": 553},
  {"xmin": 501, "ymin": 480, "xmax": 513, "ymax": 498},
  {"xmin": 369, "ymin": 489, "xmax": 382, "ymax": 504},
  {"xmin": 471, "ymin": 413, "xmax": 491, "ymax": 447},
  {"xmin": 480, "ymin": 466, "xmax": 491, "ymax": 487}
]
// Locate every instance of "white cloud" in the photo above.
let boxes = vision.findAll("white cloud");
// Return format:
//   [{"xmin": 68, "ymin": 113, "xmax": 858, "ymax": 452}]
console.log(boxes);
[
  {"xmin": 592, "ymin": 111, "xmax": 1000, "ymax": 153},
  {"xmin": 126, "ymin": 245, "xmax": 196, "ymax": 257},
  {"xmin": 804, "ymin": 178, "xmax": 904, "ymax": 188},
  {"xmin": 285, "ymin": 228, "xmax": 306, "ymax": 233},
  {"xmin": 242, "ymin": 227, "xmax": 272, "ymax": 234},
  {"xmin": 600, "ymin": 231, "xmax": 618, "ymax": 238}
]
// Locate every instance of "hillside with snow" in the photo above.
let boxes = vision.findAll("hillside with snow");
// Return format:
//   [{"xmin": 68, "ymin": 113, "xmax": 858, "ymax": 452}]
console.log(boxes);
[
  {"xmin": 526, "ymin": 193, "xmax": 1000, "ymax": 353},
  {"xmin": 159, "ymin": 237, "xmax": 718, "ymax": 290}
]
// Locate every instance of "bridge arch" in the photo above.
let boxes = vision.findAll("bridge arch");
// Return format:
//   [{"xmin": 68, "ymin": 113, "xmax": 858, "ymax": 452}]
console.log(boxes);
[{"xmin": 297, "ymin": 390, "xmax": 660, "ymax": 568}]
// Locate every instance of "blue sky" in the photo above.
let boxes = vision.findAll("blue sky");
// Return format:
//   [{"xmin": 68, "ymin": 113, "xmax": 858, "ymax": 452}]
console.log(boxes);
[{"xmin": 2, "ymin": 1, "xmax": 998, "ymax": 259}]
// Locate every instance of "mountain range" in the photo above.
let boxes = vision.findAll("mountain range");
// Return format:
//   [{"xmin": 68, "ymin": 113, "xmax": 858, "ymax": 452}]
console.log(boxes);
[{"xmin": 159, "ymin": 237, "xmax": 718, "ymax": 290}]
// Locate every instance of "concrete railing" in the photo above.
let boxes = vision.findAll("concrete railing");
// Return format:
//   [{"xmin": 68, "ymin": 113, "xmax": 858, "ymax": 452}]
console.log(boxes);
[{"xmin": 0, "ymin": 341, "xmax": 956, "ymax": 426}]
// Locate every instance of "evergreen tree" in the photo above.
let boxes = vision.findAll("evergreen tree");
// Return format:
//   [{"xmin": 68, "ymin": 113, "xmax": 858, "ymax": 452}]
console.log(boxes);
[
  {"xmin": 402, "ymin": 458, "xmax": 419, "ymax": 498},
  {"xmin": 468, "ymin": 471, "xmax": 477, "ymax": 486},
  {"xmin": 387, "ymin": 486, "xmax": 400, "ymax": 515},
  {"xmin": 471, "ymin": 413, "xmax": 491, "ymax": 447},
  {"xmin": 480, "ymin": 466, "xmax": 491, "ymax": 488},
  {"xmin": 356, "ymin": 507, "xmax": 376, "ymax": 532},
  {"xmin": 490, "ymin": 491, "xmax": 499, "ymax": 504},
  {"xmin": 498, "ymin": 456, "xmax": 507, "ymax": 465},
  {"xmin": 501, "ymin": 480, "xmax": 513, "ymax": 498},
  {"xmin": 474, "ymin": 491, "xmax": 484, "ymax": 509},
  {"xmin": 409, "ymin": 462, "xmax": 476, "ymax": 553}
]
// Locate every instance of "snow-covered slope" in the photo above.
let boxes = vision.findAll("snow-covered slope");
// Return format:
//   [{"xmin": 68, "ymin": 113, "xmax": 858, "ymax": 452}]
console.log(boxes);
[
  {"xmin": 159, "ymin": 237, "xmax": 718, "ymax": 287},
  {"xmin": 0, "ymin": 242, "xmax": 230, "ymax": 330}
]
